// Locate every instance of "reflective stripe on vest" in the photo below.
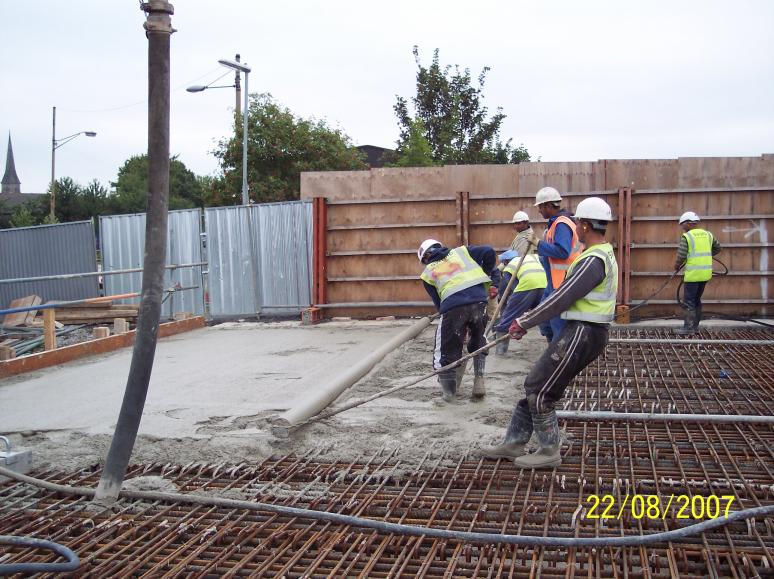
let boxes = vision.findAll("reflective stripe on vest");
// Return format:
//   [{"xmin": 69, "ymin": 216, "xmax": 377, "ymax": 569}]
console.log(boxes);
[
  {"xmin": 544, "ymin": 215, "xmax": 584, "ymax": 288},
  {"xmin": 420, "ymin": 246, "xmax": 491, "ymax": 303},
  {"xmin": 561, "ymin": 242, "xmax": 619, "ymax": 324},
  {"xmin": 683, "ymin": 228, "xmax": 713, "ymax": 282},
  {"xmin": 504, "ymin": 254, "xmax": 548, "ymax": 293}
]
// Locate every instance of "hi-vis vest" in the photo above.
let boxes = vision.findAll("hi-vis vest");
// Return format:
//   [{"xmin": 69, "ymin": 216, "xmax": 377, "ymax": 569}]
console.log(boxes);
[
  {"xmin": 504, "ymin": 254, "xmax": 548, "ymax": 293},
  {"xmin": 561, "ymin": 242, "xmax": 618, "ymax": 324},
  {"xmin": 420, "ymin": 246, "xmax": 491, "ymax": 303},
  {"xmin": 544, "ymin": 215, "xmax": 584, "ymax": 289},
  {"xmin": 682, "ymin": 228, "xmax": 714, "ymax": 282}
]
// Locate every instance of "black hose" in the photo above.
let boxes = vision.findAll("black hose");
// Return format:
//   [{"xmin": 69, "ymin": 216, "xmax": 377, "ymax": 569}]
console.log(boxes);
[
  {"xmin": 1, "ymin": 465, "xmax": 772, "ymax": 549},
  {"xmin": 0, "ymin": 535, "xmax": 79, "ymax": 574}
]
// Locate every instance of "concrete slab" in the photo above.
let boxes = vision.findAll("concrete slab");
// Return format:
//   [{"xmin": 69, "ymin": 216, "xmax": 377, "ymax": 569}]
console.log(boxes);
[{"xmin": 0, "ymin": 321, "xmax": 408, "ymax": 439}]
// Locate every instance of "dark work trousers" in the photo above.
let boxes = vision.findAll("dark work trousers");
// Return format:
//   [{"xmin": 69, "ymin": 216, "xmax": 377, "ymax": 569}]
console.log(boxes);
[
  {"xmin": 433, "ymin": 302, "xmax": 488, "ymax": 370},
  {"xmin": 493, "ymin": 288, "xmax": 544, "ymax": 334},
  {"xmin": 537, "ymin": 287, "xmax": 567, "ymax": 343},
  {"xmin": 517, "ymin": 321, "xmax": 608, "ymax": 415},
  {"xmin": 682, "ymin": 281, "xmax": 707, "ymax": 310}
]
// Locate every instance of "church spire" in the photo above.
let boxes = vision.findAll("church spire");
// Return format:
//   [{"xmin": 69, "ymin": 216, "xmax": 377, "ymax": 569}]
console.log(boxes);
[{"xmin": 2, "ymin": 133, "xmax": 21, "ymax": 194}]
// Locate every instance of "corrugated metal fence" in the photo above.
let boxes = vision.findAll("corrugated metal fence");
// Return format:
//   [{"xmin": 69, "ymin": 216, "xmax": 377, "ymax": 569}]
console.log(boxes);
[
  {"xmin": 0, "ymin": 221, "xmax": 99, "ymax": 308},
  {"xmin": 100, "ymin": 209, "xmax": 205, "ymax": 317},
  {"xmin": 204, "ymin": 201, "xmax": 312, "ymax": 317}
]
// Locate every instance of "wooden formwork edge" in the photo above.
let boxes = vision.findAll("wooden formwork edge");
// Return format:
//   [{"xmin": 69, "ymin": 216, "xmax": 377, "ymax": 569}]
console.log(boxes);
[{"xmin": 0, "ymin": 316, "xmax": 206, "ymax": 379}]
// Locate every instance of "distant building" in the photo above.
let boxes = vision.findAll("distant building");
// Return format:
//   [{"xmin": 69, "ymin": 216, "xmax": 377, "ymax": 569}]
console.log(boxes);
[
  {"xmin": 356, "ymin": 145, "xmax": 394, "ymax": 169},
  {"xmin": 1, "ymin": 134, "xmax": 46, "ymax": 218}
]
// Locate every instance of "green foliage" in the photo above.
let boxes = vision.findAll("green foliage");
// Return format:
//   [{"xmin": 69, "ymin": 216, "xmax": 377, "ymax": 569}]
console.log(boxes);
[
  {"xmin": 394, "ymin": 47, "xmax": 530, "ymax": 165},
  {"xmin": 9, "ymin": 204, "xmax": 38, "ymax": 228},
  {"xmin": 388, "ymin": 119, "xmax": 437, "ymax": 168},
  {"xmin": 214, "ymin": 93, "xmax": 367, "ymax": 204},
  {"xmin": 113, "ymin": 154, "xmax": 201, "ymax": 213}
]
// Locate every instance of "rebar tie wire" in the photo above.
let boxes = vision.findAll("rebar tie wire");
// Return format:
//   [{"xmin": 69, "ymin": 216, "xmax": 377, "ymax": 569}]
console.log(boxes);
[{"xmin": 1, "ymin": 465, "xmax": 772, "ymax": 549}]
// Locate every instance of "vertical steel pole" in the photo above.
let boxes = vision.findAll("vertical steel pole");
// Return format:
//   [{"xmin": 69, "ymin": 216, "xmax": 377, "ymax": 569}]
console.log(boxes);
[
  {"xmin": 241, "ymin": 69, "xmax": 249, "ymax": 205},
  {"xmin": 94, "ymin": 0, "xmax": 175, "ymax": 504},
  {"xmin": 50, "ymin": 107, "xmax": 56, "ymax": 220},
  {"xmin": 234, "ymin": 54, "xmax": 241, "ymax": 117}
]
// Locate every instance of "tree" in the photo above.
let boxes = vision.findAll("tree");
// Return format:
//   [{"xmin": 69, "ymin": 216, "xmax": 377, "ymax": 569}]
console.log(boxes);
[
  {"xmin": 388, "ymin": 119, "xmax": 437, "ymax": 168},
  {"xmin": 214, "ymin": 93, "xmax": 367, "ymax": 204},
  {"xmin": 394, "ymin": 47, "xmax": 530, "ymax": 165},
  {"xmin": 113, "ymin": 154, "xmax": 202, "ymax": 213},
  {"xmin": 9, "ymin": 204, "xmax": 37, "ymax": 228}
]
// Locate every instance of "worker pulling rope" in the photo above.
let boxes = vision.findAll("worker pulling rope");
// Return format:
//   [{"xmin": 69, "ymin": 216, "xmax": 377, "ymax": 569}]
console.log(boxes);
[{"xmin": 0, "ymin": 465, "xmax": 771, "ymax": 550}]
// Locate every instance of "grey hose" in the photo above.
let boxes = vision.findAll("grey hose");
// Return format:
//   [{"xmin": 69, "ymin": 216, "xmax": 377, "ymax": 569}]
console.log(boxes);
[
  {"xmin": 1, "ymin": 465, "xmax": 771, "ymax": 548},
  {"xmin": 0, "ymin": 535, "xmax": 80, "ymax": 574}
]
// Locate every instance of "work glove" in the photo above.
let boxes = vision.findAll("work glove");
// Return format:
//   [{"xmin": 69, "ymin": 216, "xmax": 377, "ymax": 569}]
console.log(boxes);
[
  {"xmin": 488, "ymin": 286, "xmax": 499, "ymax": 299},
  {"xmin": 509, "ymin": 319, "xmax": 527, "ymax": 340}
]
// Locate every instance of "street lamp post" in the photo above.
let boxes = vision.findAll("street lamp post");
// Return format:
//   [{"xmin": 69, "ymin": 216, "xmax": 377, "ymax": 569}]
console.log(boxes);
[
  {"xmin": 218, "ymin": 58, "xmax": 251, "ymax": 206},
  {"xmin": 50, "ymin": 106, "xmax": 97, "ymax": 220},
  {"xmin": 188, "ymin": 56, "xmax": 251, "ymax": 206}
]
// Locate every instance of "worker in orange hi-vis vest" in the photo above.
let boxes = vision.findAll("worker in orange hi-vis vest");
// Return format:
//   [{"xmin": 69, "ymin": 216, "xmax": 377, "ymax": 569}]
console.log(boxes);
[{"xmin": 533, "ymin": 187, "xmax": 583, "ymax": 343}]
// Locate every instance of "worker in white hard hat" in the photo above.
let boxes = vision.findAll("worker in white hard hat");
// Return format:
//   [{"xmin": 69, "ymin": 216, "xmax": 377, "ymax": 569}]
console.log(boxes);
[
  {"xmin": 509, "ymin": 210, "xmax": 536, "ymax": 257},
  {"xmin": 482, "ymin": 197, "xmax": 617, "ymax": 469},
  {"xmin": 491, "ymin": 249, "xmax": 547, "ymax": 355},
  {"xmin": 673, "ymin": 211, "xmax": 721, "ymax": 335},
  {"xmin": 533, "ymin": 187, "xmax": 584, "ymax": 343},
  {"xmin": 418, "ymin": 239, "xmax": 498, "ymax": 402}
]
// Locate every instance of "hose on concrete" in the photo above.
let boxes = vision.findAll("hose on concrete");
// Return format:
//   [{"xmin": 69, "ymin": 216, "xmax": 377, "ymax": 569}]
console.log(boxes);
[
  {"xmin": 0, "ymin": 534, "xmax": 80, "ymax": 574},
  {"xmin": 0, "ymin": 465, "xmax": 771, "ymax": 548},
  {"xmin": 273, "ymin": 333, "xmax": 511, "ymax": 436}
]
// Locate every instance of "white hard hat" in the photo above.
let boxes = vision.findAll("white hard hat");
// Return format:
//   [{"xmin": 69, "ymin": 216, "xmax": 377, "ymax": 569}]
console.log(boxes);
[
  {"xmin": 418, "ymin": 238, "xmax": 442, "ymax": 262},
  {"xmin": 534, "ymin": 186, "xmax": 562, "ymax": 206},
  {"xmin": 511, "ymin": 210, "xmax": 529, "ymax": 223},
  {"xmin": 679, "ymin": 211, "xmax": 700, "ymax": 224},
  {"xmin": 574, "ymin": 197, "xmax": 613, "ymax": 222}
]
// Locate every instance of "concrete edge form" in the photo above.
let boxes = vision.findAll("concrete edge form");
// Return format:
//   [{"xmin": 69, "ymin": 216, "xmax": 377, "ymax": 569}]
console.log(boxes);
[
  {"xmin": 272, "ymin": 316, "xmax": 433, "ymax": 434},
  {"xmin": 0, "ymin": 316, "xmax": 206, "ymax": 378}
]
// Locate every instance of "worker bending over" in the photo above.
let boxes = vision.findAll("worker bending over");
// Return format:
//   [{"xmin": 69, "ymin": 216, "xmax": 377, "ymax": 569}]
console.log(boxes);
[
  {"xmin": 673, "ymin": 211, "xmax": 722, "ymax": 335},
  {"xmin": 533, "ymin": 187, "xmax": 583, "ymax": 343},
  {"xmin": 492, "ymin": 249, "xmax": 547, "ymax": 355},
  {"xmin": 482, "ymin": 197, "xmax": 617, "ymax": 469},
  {"xmin": 419, "ymin": 239, "xmax": 497, "ymax": 402}
]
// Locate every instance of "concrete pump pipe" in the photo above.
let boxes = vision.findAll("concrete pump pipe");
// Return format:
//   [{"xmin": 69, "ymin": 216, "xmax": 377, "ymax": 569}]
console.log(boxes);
[{"xmin": 272, "ymin": 316, "xmax": 433, "ymax": 436}]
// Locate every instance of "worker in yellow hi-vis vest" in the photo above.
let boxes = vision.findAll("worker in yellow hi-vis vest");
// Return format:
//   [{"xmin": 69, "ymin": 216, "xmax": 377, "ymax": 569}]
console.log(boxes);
[
  {"xmin": 481, "ymin": 197, "xmax": 617, "ymax": 470},
  {"xmin": 419, "ymin": 239, "xmax": 498, "ymax": 403},
  {"xmin": 673, "ymin": 211, "xmax": 722, "ymax": 335}
]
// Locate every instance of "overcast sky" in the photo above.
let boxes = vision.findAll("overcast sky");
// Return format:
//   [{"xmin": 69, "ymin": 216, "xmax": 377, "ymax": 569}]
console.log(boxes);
[{"xmin": 2, "ymin": 0, "xmax": 773, "ymax": 193}]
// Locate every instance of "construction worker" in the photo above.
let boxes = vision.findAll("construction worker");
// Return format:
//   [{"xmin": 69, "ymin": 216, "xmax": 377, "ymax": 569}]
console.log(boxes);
[
  {"xmin": 533, "ymin": 187, "xmax": 583, "ymax": 343},
  {"xmin": 673, "ymin": 211, "xmax": 721, "ymax": 335},
  {"xmin": 481, "ymin": 197, "xmax": 617, "ymax": 469},
  {"xmin": 509, "ymin": 211, "xmax": 536, "ymax": 256},
  {"xmin": 419, "ymin": 239, "xmax": 497, "ymax": 402},
  {"xmin": 492, "ymin": 249, "xmax": 547, "ymax": 355}
]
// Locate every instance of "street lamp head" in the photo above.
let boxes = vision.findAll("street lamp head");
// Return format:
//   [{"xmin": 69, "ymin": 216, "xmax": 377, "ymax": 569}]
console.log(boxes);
[
  {"xmin": 218, "ymin": 58, "xmax": 251, "ymax": 73},
  {"xmin": 186, "ymin": 85, "xmax": 207, "ymax": 93},
  {"xmin": 85, "ymin": 131, "xmax": 97, "ymax": 137}
]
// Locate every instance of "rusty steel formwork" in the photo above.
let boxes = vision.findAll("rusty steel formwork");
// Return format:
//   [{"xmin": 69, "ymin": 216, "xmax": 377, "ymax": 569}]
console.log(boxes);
[{"xmin": 2, "ymin": 328, "xmax": 773, "ymax": 577}]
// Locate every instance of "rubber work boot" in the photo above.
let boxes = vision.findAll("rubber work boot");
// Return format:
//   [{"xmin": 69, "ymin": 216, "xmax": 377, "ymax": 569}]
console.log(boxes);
[
  {"xmin": 438, "ymin": 370, "xmax": 457, "ymax": 403},
  {"xmin": 672, "ymin": 309, "xmax": 696, "ymax": 335},
  {"xmin": 480, "ymin": 404, "xmax": 533, "ymax": 459},
  {"xmin": 513, "ymin": 411, "xmax": 562, "ymax": 469},
  {"xmin": 471, "ymin": 355, "xmax": 486, "ymax": 401},
  {"xmin": 693, "ymin": 305, "xmax": 702, "ymax": 333},
  {"xmin": 454, "ymin": 359, "xmax": 468, "ymax": 392},
  {"xmin": 494, "ymin": 332, "xmax": 510, "ymax": 356}
]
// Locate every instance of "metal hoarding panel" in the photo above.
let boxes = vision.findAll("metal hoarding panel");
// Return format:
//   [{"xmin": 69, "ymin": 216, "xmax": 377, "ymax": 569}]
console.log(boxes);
[{"xmin": 0, "ymin": 220, "xmax": 98, "ymax": 308}]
